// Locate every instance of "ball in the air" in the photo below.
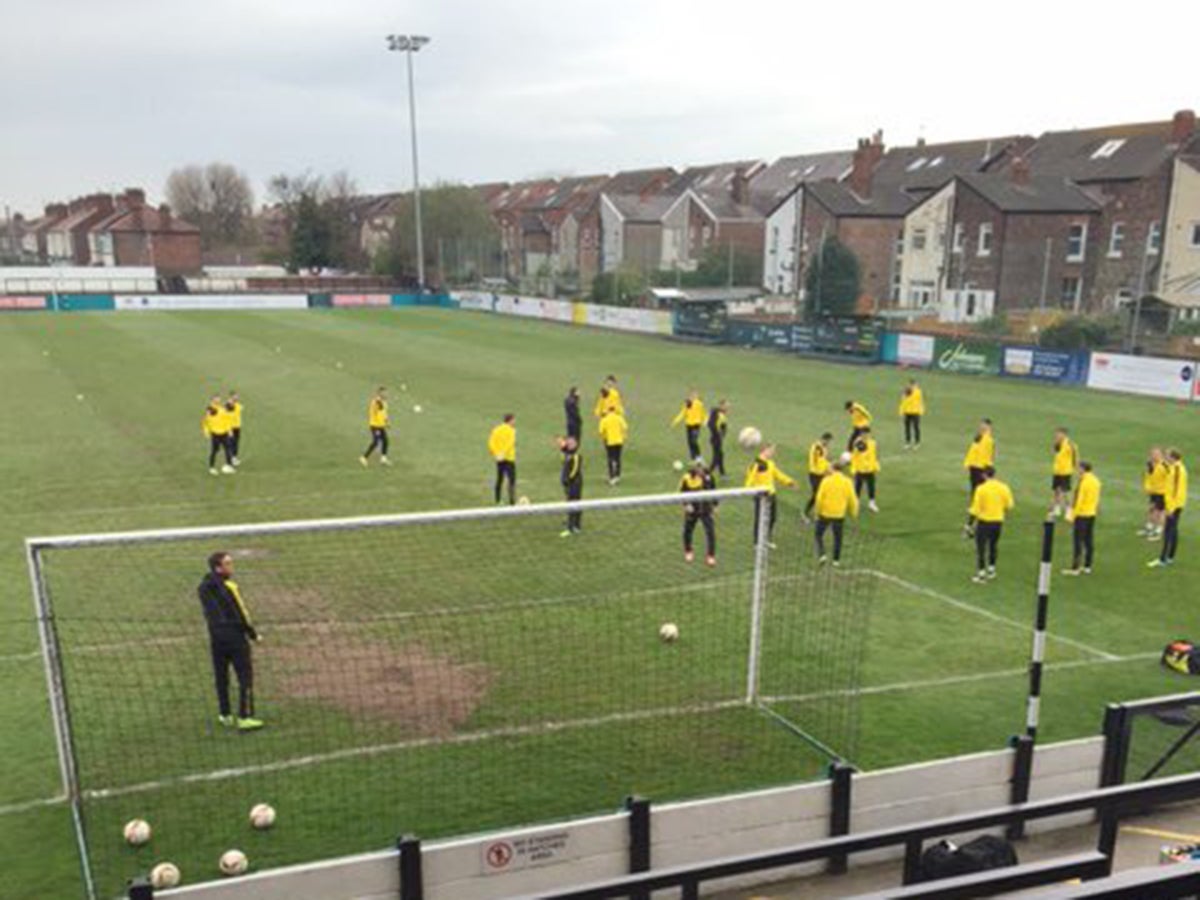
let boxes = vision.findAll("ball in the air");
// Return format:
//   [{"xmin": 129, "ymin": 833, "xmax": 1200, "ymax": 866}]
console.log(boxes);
[
  {"xmin": 517, "ymin": 495, "xmax": 531, "ymax": 506},
  {"xmin": 336, "ymin": 361, "xmax": 343, "ymax": 369},
  {"xmin": 76, "ymin": 393, "xmax": 85, "ymax": 402},
  {"xmin": 400, "ymin": 383, "xmax": 408, "ymax": 391},
  {"xmin": 672, "ymin": 460, "xmax": 684, "ymax": 471},
  {"xmin": 249, "ymin": 803, "xmax": 276, "ymax": 830},
  {"xmin": 737, "ymin": 426, "xmax": 762, "ymax": 451},
  {"xmin": 219, "ymin": 849, "xmax": 248, "ymax": 876},
  {"xmin": 839, "ymin": 451, "xmax": 852, "ymax": 465},
  {"xmin": 123, "ymin": 818, "xmax": 151, "ymax": 846},
  {"xmin": 412, "ymin": 404, "xmax": 422, "ymax": 413},
  {"xmin": 659, "ymin": 622, "xmax": 680, "ymax": 643},
  {"xmin": 150, "ymin": 862, "xmax": 181, "ymax": 889}
]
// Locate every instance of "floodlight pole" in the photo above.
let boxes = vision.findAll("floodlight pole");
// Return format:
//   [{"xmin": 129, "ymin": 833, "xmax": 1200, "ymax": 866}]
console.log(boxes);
[{"xmin": 386, "ymin": 34, "xmax": 431, "ymax": 291}]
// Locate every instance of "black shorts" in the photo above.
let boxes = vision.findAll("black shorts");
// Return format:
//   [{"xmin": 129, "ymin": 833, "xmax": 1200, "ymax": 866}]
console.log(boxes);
[
  {"xmin": 1052, "ymin": 475, "xmax": 1072, "ymax": 492},
  {"xmin": 1149, "ymin": 493, "xmax": 1166, "ymax": 512},
  {"xmin": 968, "ymin": 467, "xmax": 986, "ymax": 489}
]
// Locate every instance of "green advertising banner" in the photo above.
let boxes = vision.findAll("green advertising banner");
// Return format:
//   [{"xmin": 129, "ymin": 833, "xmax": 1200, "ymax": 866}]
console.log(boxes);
[{"xmin": 932, "ymin": 337, "xmax": 1002, "ymax": 376}]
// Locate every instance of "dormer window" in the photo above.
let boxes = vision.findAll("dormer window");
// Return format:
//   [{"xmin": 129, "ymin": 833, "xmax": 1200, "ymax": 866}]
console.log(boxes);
[
  {"xmin": 907, "ymin": 158, "xmax": 927, "ymax": 172},
  {"xmin": 1091, "ymin": 139, "xmax": 1126, "ymax": 159}
]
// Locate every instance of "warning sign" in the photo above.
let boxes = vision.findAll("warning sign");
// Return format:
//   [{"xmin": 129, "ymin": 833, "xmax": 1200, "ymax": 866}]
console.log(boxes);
[{"xmin": 481, "ymin": 830, "xmax": 572, "ymax": 874}]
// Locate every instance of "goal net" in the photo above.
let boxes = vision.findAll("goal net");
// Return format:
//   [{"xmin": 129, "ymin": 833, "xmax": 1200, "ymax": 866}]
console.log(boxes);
[{"xmin": 27, "ymin": 488, "xmax": 876, "ymax": 897}]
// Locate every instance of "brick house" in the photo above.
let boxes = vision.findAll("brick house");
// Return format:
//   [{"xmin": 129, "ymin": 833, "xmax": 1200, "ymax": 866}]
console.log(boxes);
[
  {"xmin": 752, "ymin": 150, "xmax": 854, "ymax": 294},
  {"xmin": 1023, "ymin": 109, "xmax": 1200, "ymax": 311},
  {"xmin": 489, "ymin": 180, "xmax": 559, "ymax": 279},
  {"xmin": 577, "ymin": 167, "xmax": 675, "ymax": 284},
  {"xmin": 45, "ymin": 194, "xmax": 115, "ymax": 265},
  {"xmin": 20, "ymin": 204, "xmax": 68, "ymax": 262},
  {"xmin": 901, "ymin": 161, "xmax": 1102, "ymax": 319},
  {"xmin": 519, "ymin": 175, "xmax": 608, "ymax": 282},
  {"xmin": 1159, "ymin": 154, "xmax": 1200, "ymax": 322},
  {"xmin": 89, "ymin": 189, "xmax": 201, "ymax": 275}
]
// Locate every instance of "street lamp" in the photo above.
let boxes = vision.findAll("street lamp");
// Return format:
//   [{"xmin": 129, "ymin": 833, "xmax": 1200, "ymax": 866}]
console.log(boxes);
[{"xmin": 385, "ymin": 33, "xmax": 431, "ymax": 290}]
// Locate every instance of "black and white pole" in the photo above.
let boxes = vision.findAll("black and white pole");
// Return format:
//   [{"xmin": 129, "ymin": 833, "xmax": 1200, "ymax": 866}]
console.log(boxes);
[{"xmin": 1008, "ymin": 517, "xmax": 1056, "ymax": 839}]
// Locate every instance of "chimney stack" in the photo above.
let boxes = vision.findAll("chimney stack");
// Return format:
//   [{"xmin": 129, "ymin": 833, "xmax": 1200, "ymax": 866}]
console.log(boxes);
[
  {"xmin": 1172, "ymin": 109, "xmax": 1197, "ymax": 143},
  {"xmin": 158, "ymin": 204, "xmax": 172, "ymax": 229},
  {"xmin": 731, "ymin": 167, "xmax": 749, "ymax": 206},
  {"xmin": 849, "ymin": 132, "xmax": 884, "ymax": 198},
  {"xmin": 125, "ymin": 187, "xmax": 146, "ymax": 208},
  {"xmin": 1009, "ymin": 155, "xmax": 1031, "ymax": 186}
]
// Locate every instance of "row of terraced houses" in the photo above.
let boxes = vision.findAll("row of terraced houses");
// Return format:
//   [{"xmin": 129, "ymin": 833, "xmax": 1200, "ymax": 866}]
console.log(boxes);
[{"xmin": 357, "ymin": 108, "xmax": 1200, "ymax": 322}]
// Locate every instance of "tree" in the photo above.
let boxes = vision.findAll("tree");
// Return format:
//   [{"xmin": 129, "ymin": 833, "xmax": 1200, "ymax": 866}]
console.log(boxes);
[
  {"xmin": 164, "ymin": 163, "xmax": 254, "ymax": 247},
  {"xmin": 289, "ymin": 193, "xmax": 333, "ymax": 272},
  {"xmin": 267, "ymin": 170, "xmax": 362, "ymax": 272},
  {"xmin": 1038, "ymin": 315, "xmax": 1122, "ymax": 350},
  {"xmin": 804, "ymin": 236, "xmax": 861, "ymax": 317},
  {"xmin": 378, "ymin": 182, "xmax": 501, "ymax": 285},
  {"xmin": 590, "ymin": 267, "xmax": 645, "ymax": 306}
]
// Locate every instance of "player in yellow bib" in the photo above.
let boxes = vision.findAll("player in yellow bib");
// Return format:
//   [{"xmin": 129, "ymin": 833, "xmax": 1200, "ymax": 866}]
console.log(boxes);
[
  {"xmin": 361, "ymin": 386, "xmax": 391, "ymax": 466},
  {"xmin": 898, "ymin": 379, "xmax": 925, "ymax": 450},
  {"xmin": 202, "ymin": 395, "xmax": 236, "ymax": 475},
  {"xmin": 671, "ymin": 391, "xmax": 707, "ymax": 461}
]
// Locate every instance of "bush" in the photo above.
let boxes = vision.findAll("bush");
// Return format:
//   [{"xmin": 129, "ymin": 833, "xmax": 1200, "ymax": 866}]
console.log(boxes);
[
  {"xmin": 974, "ymin": 313, "xmax": 1009, "ymax": 337},
  {"xmin": 1171, "ymin": 318, "xmax": 1200, "ymax": 337},
  {"xmin": 590, "ymin": 269, "xmax": 645, "ymax": 306},
  {"xmin": 1038, "ymin": 315, "xmax": 1123, "ymax": 351}
]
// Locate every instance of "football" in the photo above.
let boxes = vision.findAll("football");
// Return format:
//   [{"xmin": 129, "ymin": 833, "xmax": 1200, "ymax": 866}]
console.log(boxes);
[
  {"xmin": 737, "ymin": 426, "xmax": 762, "ymax": 451},
  {"xmin": 412, "ymin": 404, "xmax": 423, "ymax": 413},
  {"xmin": 123, "ymin": 818, "xmax": 151, "ymax": 846},
  {"xmin": 219, "ymin": 849, "xmax": 248, "ymax": 876},
  {"xmin": 672, "ymin": 460, "xmax": 684, "ymax": 471},
  {"xmin": 249, "ymin": 803, "xmax": 276, "ymax": 830},
  {"xmin": 516, "ymin": 495, "xmax": 531, "ymax": 506},
  {"xmin": 150, "ymin": 862, "xmax": 181, "ymax": 889},
  {"xmin": 839, "ymin": 451, "xmax": 853, "ymax": 465},
  {"xmin": 659, "ymin": 622, "xmax": 680, "ymax": 643}
]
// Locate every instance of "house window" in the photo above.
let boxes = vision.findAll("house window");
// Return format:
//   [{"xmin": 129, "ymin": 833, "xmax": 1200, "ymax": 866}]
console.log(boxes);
[
  {"xmin": 1148, "ymin": 221, "xmax": 1162, "ymax": 255},
  {"xmin": 1191, "ymin": 222, "xmax": 1200, "ymax": 248},
  {"xmin": 907, "ymin": 158, "xmax": 928, "ymax": 172},
  {"xmin": 966, "ymin": 293, "xmax": 977, "ymax": 318},
  {"xmin": 912, "ymin": 228, "xmax": 927, "ymax": 251},
  {"xmin": 1108, "ymin": 222, "xmax": 1125, "ymax": 258},
  {"xmin": 894, "ymin": 235, "xmax": 904, "ymax": 258},
  {"xmin": 1066, "ymin": 223, "xmax": 1087, "ymax": 262},
  {"xmin": 770, "ymin": 226, "xmax": 779, "ymax": 254},
  {"xmin": 978, "ymin": 223, "xmax": 993, "ymax": 256},
  {"xmin": 952, "ymin": 223, "xmax": 964, "ymax": 253},
  {"xmin": 1091, "ymin": 139, "xmax": 1126, "ymax": 159},
  {"xmin": 1061, "ymin": 276, "xmax": 1082, "ymax": 308}
]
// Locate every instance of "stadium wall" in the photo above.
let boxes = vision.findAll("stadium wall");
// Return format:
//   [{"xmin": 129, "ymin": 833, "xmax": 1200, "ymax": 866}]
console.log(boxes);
[{"xmin": 155, "ymin": 737, "xmax": 1103, "ymax": 899}]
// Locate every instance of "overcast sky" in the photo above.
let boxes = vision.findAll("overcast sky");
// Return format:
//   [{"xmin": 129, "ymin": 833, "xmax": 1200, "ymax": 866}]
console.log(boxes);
[{"xmin": 1, "ymin": 0, "xmax": 1195, "ymax": 215}]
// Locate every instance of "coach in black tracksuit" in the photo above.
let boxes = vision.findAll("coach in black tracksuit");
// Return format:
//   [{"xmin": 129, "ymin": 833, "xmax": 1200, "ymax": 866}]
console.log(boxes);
[
  {"xmin": 197, "ymin": 552, "xmax": 263, "ymax": 729},
  {"xmin": 560, "ymin": 436, "xmax": 584, "ymax": 535},
  {"xmin": 564, "ymin": 387, "xmax": 582, "ymax": 442}
]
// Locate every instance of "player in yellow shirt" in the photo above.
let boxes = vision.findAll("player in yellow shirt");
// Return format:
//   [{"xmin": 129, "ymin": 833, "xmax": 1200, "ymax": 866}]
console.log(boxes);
[
  {"xmin": 898, "ymin": 379, "xmax": 925, "ymax": 450},
  {"xmin": 814, "ymin": 460, "xmax": 858, "ymax": 566},
  {"xmin": 594, "ymin": 376, "xmax": 625, "ymax": 418},
  {"xmin": 850, "ymin": 427, "xmax": 881, "ymax": 513},
  {"xmin": 671, "ymin": 391, "xmax": 708, "ymax": 461},
  {"xmin": 708, "ymin": 399, "xmax": 729, "ymax": 477},
  {"xmin": 360, "ymin": 386, "xmax": 391, "ymax": 467},
  {"xmin": 744, "ymin": 443, "xmax": 796, "ymax": 548},
  {"xmin": 202, "ymin": 394, "xmax": 236, "ymax": 475},
  {"xmin": 226, "ymin": 390, "xmax": 244, "ymax": 466},
  {"xmin": 1150, "ymin": 449, "xmax": 1188, "ymax": 568},
  {"xmin": 680, "ymin": 459, "xmax": 718, "ymax": 566},
  {"xmin": 1140, "ymin": 447, "xmax": 1169, "ymax": 539},
  {"xmin": 844, "ymin": 400, "xmax": 872, "ymax": 450},
  {"xmin": 598, "ymin": 407, "xmax": 629, "ymax": 486},
  {"xmin": 487, "ymin": 413, "xmax": 517, "ymax": 505},
  {"xmin": 1050, "ymin": 427, "xmax": 1079, "ymax": 518},
  {"xmin": 1063, "ymin": 462, "xmax": 1101, "ymax": 576},
  {"xmin": 968, "ymin": 466, "xmax": 1014, "ymax": 583},
  {"xmin": 962, "ymin": 418, "xmax": 996, "ymax": 537},
  {"xmin": 803, "ymin": 432, "xmax": 833, "ymax": 523}
]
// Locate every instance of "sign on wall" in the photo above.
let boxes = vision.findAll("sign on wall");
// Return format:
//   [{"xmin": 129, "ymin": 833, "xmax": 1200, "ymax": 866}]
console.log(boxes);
[
  {"xmin": 932, "ymin": 337, "xmax": 1002, "ymax": 376},
  {"xmin": 115, "ymin": 294, "xmax": 308, "ymax": 311},
  {"xmin": 331, "ymin": 294, "xmax": 392, "ymax": 307},
  {"xmin": 897, "ymin": 333, "xmax": 935, "ymax": 367},
  {"xmin": 480, "ymin": 829, "xmax": 574, "ymax": 875},
  {"xmin": 0, "ymin": 295, "xmax": 47, "ymax": 310},
  {"xmin": 1002, "ymin": 347, "xmax": 1089, "ymax": 385},
  {"xmin": 1087, "ymin": 352, "xmax": 1196, "ymax": 400}
]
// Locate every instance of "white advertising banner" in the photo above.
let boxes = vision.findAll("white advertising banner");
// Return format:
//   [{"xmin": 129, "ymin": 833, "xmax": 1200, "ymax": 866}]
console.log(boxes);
[
  {"xmin": 897, "ymin": 333, "xmax": 935, "ymax": 367},
  {"xmin": 1087, "ymin": 352, "xmax": 1197, "ymax": 400},
  {"xmin": 115, "ymin": 294, "xmax": 308, "ymax": 311},
  {"xmin": 583, "ymin": 304, "xmax": 671, "ymax": 335},
  {"xmin": 493, "ymin": 294, "xmax": 574, "ymax": 322}
]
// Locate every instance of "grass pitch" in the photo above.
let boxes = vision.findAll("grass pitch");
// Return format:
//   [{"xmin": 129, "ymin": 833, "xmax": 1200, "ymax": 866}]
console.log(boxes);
[{"xmin": 1, "ymin": 307, "xmax": 1196, "ymax": 897}]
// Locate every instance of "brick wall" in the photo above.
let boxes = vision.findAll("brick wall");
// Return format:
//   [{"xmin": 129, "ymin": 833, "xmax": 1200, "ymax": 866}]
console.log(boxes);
[
  {"xmin": 113, "ymin": 231, "xmax": 201, "ymax": 275},
  {"xmin": 1081, "ymin": 170, "xmax": 1172, "ymax": 309},
  {"xmin": 838, "ymin": 217, "xmax": 903, "ymax": 310}
]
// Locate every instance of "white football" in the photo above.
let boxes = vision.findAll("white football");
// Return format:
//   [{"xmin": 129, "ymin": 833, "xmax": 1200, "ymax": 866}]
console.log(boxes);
[
  {"xmin": 737, "ymin": 426, "xmax": 762, "ymax": 451},
  {"xmin": 659, "ymin": 622, "xmax": 680, "ymax": 643},
  {"xmin": 249, "ymin": 803, "xmax": 276, "ymax": 830},
  {"xmin": 76, "ymin": 394, "xmax": 85, "ymax": 401},
  {"xmin": 336, "ymin": 361, "xmax": 344, "ymax": 369},
  {"xmin": 400, "ymin": 383, "xmax": 408, "ymax": 391},
  {"xmin": 123, "ymin": 818, "xmax": 151, "ymax": 846},
  {"xmin": 672, "ymin": 460, "xmax": 684, "ymax": 471},
  {"xmin": 412, "ymin": 404, "xmax": 422, "ymax": 413},
  {"xmin": 150, "ymin": 862, "xmax": 181, "ymax": 889},
  {"xmin": 517, "ymin": 495, "xmax": 531, "ymax": 506},
  {"xmin": 219, "ymin": 849, "xmax": 248, "ymax": 876},
  {"xmin": 839, "ymin": 451, "xmax": 853, "ymax": 465}
]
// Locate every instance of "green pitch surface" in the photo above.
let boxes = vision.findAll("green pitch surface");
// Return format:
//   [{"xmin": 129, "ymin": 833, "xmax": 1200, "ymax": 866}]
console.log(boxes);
[{"xmin": 1, "ymin": 308, "xmax": 1195, "ymax": 897}]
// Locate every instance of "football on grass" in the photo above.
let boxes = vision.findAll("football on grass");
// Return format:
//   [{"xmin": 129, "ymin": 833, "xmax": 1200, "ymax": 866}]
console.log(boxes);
[
  {"xmin": 249, "ymin": 803, "xmax": 276, "ymax": 830},
  {"xmin": 737, "ymin": 426, "xmax": 762, "ymax": 451},
  {"xmin": 150, "ymin": 862, "xmax": 180, "ymax": 889},
  {"xmin": 219, "ymin": 849, "xmax": 248, "ymax": 876},
  {"xmin": 659, "ymin": 622, "xmax": 680, "ymax": 643},
  {"xmin": 123, "ymin": 819, "xmax": 151, "ymax": 846}
]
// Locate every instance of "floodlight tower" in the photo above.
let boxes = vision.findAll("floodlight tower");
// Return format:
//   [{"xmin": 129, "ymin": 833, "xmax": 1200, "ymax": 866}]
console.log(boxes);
[{"xmin": 385, "ymin": 33, "xmax": 431, "ymax": 289}]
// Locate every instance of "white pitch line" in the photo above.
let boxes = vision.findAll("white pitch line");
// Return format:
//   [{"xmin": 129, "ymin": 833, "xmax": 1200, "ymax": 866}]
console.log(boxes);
[
  {"xmin": 864, "ymin": 569, "xmax": 1119, "ymax": 661},
  {"xmin": 0, "ymin": 793, "xmax": 67, "ymax": 816}
]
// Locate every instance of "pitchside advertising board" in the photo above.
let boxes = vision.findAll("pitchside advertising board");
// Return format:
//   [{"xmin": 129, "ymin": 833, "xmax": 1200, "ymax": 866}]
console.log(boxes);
[
  {"xmin": 0, "ymin": 295, "xmax": 48, "ymax": 310},
  {"xmin": 896, "ymin": 333, "xmax": 935, "ymax": 367},
  {"xmin": 1087, "ymin": 352, "xmax": 1197, "ymax": 401},
  {"xmin": 114, "ymin": 294, "xmax": 308, "ymax": 311},
  {"xmin": 1002, "ymin": 347, "xmax": 1090, "ymax": 385},
  {"xmin": 932, "ymin": 337, "xmax": 1002, "ymax": 376}
]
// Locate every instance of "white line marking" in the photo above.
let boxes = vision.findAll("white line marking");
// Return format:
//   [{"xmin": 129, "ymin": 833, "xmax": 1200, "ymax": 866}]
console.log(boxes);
[
  {"xmin": 863, "ymin": 569, "xmax": 1119, "ymax": 661},
  {"xmin": 0, "ymin": 793, "xmax": 67, "ymax": 816}
]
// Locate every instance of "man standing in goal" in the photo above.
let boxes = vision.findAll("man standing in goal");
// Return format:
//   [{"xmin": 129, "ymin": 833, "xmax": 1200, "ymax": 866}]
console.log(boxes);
[
  {"xmin": 361, "ymin": 386, "xmax": 391, "ymax": 466},
  {"xmin": 198, "ymin": 552, "xmax": 263, "ymax": 731},
  {"xmin": 488, "ymin": 413, "xmax": 517, "ymax": 505},
  {"xmin": 559, "ymin": 436, "xmax": 583, "ymax": 536}
]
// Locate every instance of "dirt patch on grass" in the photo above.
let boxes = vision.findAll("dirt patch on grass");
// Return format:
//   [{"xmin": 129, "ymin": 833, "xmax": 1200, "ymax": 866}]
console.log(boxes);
[{"xmin": 274, "ymin": 629, "xmax": 491, "ymax": 736}]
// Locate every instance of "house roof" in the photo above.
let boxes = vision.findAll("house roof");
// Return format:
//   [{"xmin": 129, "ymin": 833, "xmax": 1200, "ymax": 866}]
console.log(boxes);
[
  {"xmin": 748, "ymin": 150, "xmax": 855, "ymax": 215},
  {"xmin": 958, "ymin": 173, "xmax": 1102, "ymax": 213},
  {"xmin": 538, "ymin": 175, "xmax": 608, "ymax": 211},
  {"xmin": 805, "ymin": 181, "xmax": 918, "ymax": 219},
  {"xmin": 669, "ymin": 160, "xmax": 764, "ymax": 196},
  {"xmin": 604, "ymin": 192, "xmax": 681, "ymax": 223},
  {"xmin": 1025, "ymin": 120, "xmax": 1188, "ymax": 181},
  {"xmin": 100, "ymin": 207, "xmax": 200, "ymax": 234},
  {"xmin": 871, "ymin": 135, "xmax": 1026, "ymax": 191},
  {"xmin": 51, "ymin": 202, "xmax": 114, "ymax": 233},
  {"xmin": 602, "ymin": 167, "xmax": 677, "ymax": 195},
  {"xmin": 491, "ymin": 179, "xmax": 559, "ymax": 213}
]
